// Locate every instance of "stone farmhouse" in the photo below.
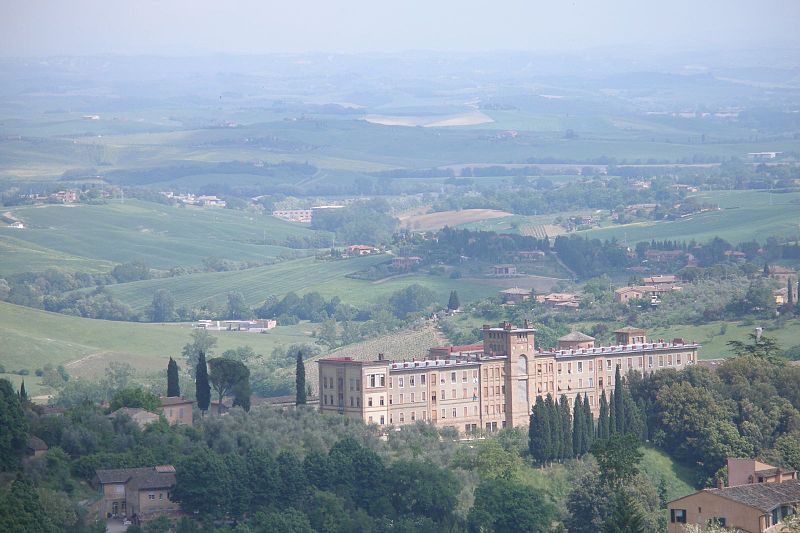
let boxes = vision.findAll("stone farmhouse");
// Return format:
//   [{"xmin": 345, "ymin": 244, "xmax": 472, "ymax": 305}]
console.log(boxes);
[{"xmin": 95, "ymin": 465, "xmax": 178, "ymax": 523}]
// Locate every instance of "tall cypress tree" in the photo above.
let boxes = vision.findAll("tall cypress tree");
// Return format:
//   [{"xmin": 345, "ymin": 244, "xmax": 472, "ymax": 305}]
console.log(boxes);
[
  {"xmin": 572, "ymin": 394, "xmax": 584, "ymax": 457},
  {"xmin": 167, "ymin": 357, "xmax": 180, "ymax": 397},
  {"xmin": 598, "ymin": 390, "xmax": 610, "ymax": 440},
  {"xmin": 583, "ymin": 394, "xmax": 594, "ymax": 453},
  {"xmin": 447, "ymin": 290, "xmax": 460, "ymax": 311},
  {"xmin": 295, "ymin": 351, "xmax": 307, "ymax": 405},
  {"xmin": 609, "ymin": 390, "xmax": 617, "ymax": 436},
  {"xmin": 560, "ymin": 394, "xmax": 573, "ymax": 460},
  {"xmin": 195, "ymin": 351, "xmax": 210, "ymax": 414},
  {"xmin": 788, "ymin": 278, "xmax": 794, "ymax": 306},
  {"xmin": 18, "ymin": 380, "xmax": 27, "ymax": 402},
  {"xmin": 546, "ymin": 394, "xmax": 561, "ymax": 462},
  {"xmin": 614, "ymin": 366, "xmax": 625, "ymax": 434},
  {"xmin": 530, "ymin": 396, "xmax": 551, "ymax": 464}
]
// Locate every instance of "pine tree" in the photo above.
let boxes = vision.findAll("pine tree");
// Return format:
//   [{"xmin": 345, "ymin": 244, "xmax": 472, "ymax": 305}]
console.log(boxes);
[
  {"xmin": 167, "ymin": 357, "xmax": 180, "ymax": 397},
  {"xmin": 598, "ymin": 390, "xmax": 610, "ymax": 440},
  {"xmin": 788, "ymin": 278, "xmax": 794, "ymax": 306},
  {"xmin": 18, "ymin": 380, "xmax": 27, "ymax": 402},
  {"xmin": 609, "ymin": 390, "xmax": 617, "ymax": 436},
  {"xmin": 573, "ymin": 394, "xmax": 584, "ymax": 457},
  {"xmin": 614, "ymin": 366, "xmax": 625, "ymax": 434},
  {"xmin": 560, "ymin": 394, "xmax": 573, "ymax": 460},
  {"xmin": 195, "ymin": 351, "xmax": 210, "ymax": 414},
  {"xmin": 448, "ymin": 290, "xmax": 460, "ymax": 311},
  {"xmin": 547, "ymin": 394, "xmax": 562, "ymax": 462},
  {"xmin": 601, "ymin": 491, "xmax": 647, "ymax": 533},
  {"xmin": 583, "ymin": 394, "xmax": 594, "ymax": 453},
  {"xmin": 295, "ymin": 351, "xmax": 307, "ymax": 405}
]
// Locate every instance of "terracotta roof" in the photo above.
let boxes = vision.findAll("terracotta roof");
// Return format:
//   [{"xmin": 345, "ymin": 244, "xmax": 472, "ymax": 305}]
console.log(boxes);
[
  {"xmin": 160, "ymin": 396, "xmax": 195, "ymax": 406},
  {"xmin": 614, "ymin": 326, "xmax": 646, "ymax": 334},
  {"xmin": 558, "ymin": 332, "xmax": 595, "ymax": 342},
  {"xmin": 28, "ymin": 436, "xmax": 48, "ymax": 451},
  {"xmin": 96, "ymin": 466, "xmax": 176, "ymax": 489},
  {"xmin": 711, "ymin": 480, "xmax": 800, "ymax": 512}
]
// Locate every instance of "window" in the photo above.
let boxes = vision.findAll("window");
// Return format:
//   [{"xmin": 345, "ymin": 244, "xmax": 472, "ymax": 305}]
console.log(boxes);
[
  {"xmin": 606, "ymin": 359, "xmax": 612, "ymax": 370},
  {"xmin": 399, "ymin": 393, "xmax": 404, "ymax": 404},
  {"xmin": 368, "ymin": 416, "xmax": 373, "ymax": 424},
  {"xmin": 462, "ymin": 371, "xmax": 467, "ymax": 382},
  {"xmin": 410, "ymin": 376, "xmax": 415, "ymax": 386},
  {"xmin": 420, "ymin": 375, "xmax": 426, "ymax": 385},
  {"xmin": 463, "ymin": 406, "xmax": 468, "ymax": 417},
  {"xmin": 149, "ymin": 494, "xmax": 155, "ymax": 500},
  {"xmin": 368, "ymin": 397, "xmax": 373, "ymax": 407},
  {"xmin": 558, "ymin": 363, "xmax": 562, "ymax": 375},
  {"xmin": 451, "ymin": 372, "xmax": 456, "ymax": 383},
  {"xmin": 399, "ymin": 412, "xmax": 405, "ymax": 423},
  {"xmin": 463, "ymin": 388, "xmax": 468, "ymax": 399},
  {"xmin": 495, "ymin": 386, "xmax": 500, "ymax": 396},
  {"xmin": 369, "ymin": 375, "xmax": 376, "ymax": 388},
  {"xmin": 441, "ymin": 409, "xmax": 446, "ymax": 419},
  {"xmin": 350, "ymin": 397, "xmax": 354, "ymax": 407},
  {"xmin": 772, "ymin": 508, "xmax": 780, "ymax": 526},
  {"xmin": 411, "ymin": 412, "xmax": 416, "ymax": 421},
  {"xmin": 577, "ymin": 362, "xmax": 583, "ymax": 373},
  {"xmin": 588, "ymin": 361, "xmax": 593, "ymax": 372},
  {"xmin": 411, "ymin": 392, "xmax": 415, "ymax": 402},
  {"xmin": 399, "ymin": 377, "xmax": 404, "ymax": 388},
  {"xmin": 389, "ymin": 377, "xmax": 393, "ymax": 389},
  {"xmin": 389, "ymin": 394, "xmax": 393, "ymax": 405},
  {"xmin": 380, "ymin": 374, "xmax": 385, "ymax": 387},
  {"xmin": 519, "ymin": 355, "xmax": 528, "ymax": 375},
  {"xmin": 380, "ymin": 416, "xmax": 385, "ymax": 425},
  {"xmin": 356, "ymin": 379, "xmax": 361, "ymax": 391},
  {"xmin": 159, "ymin": 493, "xmax": 163, "ymax": 500},
  {"xmin": 484, "ymin": 386, "xmax": 488, "ymax": 397},
  {"xmin": 379, "ymin": 396, "xmax": 384, "ymax": 406},
  {"xmin": 452, "ymin": 408, "xmax": 457, "ymax": 418},
  {"xmin": 441, "ymin": 389, "xmax": 446, "ymax": 400},
  {"xmin": 659, "ymin": 355, "xmax": 664, "ymax": 367},
  {"xmin": 422, "ymin": 411, "xmax": 427, "ymax": 421},
  {"xmin": 452, "ymin": 388, "xmax": 456, "ymax": 399},
  {"xmin": 709, "ymin": 518, "xmax": 726, "ymax": 528},
  {"xmin": 588, "ymin": 378, "xmax": 593, "ymax": 388},
  {"xmin": 670, "ymin": 509, "xmax": 686, "ymax": 524}
]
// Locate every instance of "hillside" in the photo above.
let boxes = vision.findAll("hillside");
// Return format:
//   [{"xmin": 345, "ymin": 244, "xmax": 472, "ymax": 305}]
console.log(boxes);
[{"xmin": 0, "ymin": 200, "xmax": 325, "ymax": 274}]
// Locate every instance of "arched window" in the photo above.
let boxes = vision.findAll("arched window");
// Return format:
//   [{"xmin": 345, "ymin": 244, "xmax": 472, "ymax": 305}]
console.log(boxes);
[{"xmin": 518, "ymin": 354, "xmax": 528, "ymax": 375}]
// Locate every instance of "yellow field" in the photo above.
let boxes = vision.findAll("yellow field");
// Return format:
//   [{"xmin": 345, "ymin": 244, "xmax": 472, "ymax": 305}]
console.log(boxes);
[{"xmin": 399, "ymin": 209, "xmax": 512, "ymax": 231}]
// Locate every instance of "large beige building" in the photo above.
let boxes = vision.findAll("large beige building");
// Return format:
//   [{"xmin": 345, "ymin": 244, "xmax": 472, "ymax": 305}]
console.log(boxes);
[{"xmin": 318, "ymin": 322, "xmax": 699, "ymax": 433}]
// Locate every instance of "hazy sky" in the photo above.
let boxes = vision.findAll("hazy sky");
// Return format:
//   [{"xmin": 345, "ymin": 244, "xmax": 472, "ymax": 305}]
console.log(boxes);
[{"xmin": 2, "ymin": 0, "xmax": 799, "ymax": 57}]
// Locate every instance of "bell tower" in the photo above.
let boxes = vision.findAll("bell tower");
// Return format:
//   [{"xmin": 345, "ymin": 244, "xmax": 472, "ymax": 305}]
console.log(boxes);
[{"xmin": 482, "ymin": 321, "xmax": 536, "ymax": 427}]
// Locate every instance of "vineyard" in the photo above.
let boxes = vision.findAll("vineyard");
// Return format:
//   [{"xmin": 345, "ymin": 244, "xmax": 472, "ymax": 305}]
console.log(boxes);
[{"xmin": 519, "ymin": 223, "xmax": 566, "ymax": 238}]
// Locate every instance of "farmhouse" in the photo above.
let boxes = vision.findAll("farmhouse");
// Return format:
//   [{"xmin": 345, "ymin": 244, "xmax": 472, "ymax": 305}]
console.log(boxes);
[
  {"xmin": 492, "ymin": 264, "xmax": 517, "ymax": 276},
  {"xmin": 27, "ymin": 436, "xmax": 48, "ymax": 458},
  {"xmin": 499, "ymin": 287, "xmax": 532, "ymax": 304},
  {"xmin": 319, "ymin": 321, "xmax": 698, "ymax": 434},
  {"xmin": 642, "ymin": 274, "xmax": 679, "ymax": 285},
  {"xmin": 272, "ymin": 209, "xmax": 312, "ymax": 223},
  {"xmin": 348, "ymin": 244, "xmax": 378, "ymax": 256},
  {"xmin": 159, "ymin": 396, "xmax": 194, "ymax": 426},
  {"xmin": 95, "ymin": 465, "xmax": 178, "ymax": 522},
  {"xmin": 107, "ymin": 408, "xmax": 160, "ymax": 429},
  {"xmin": 614, "ymin": 286, "xmax": 644, "ymax": 303},
  {"xmin": 536, "ymin": 292, "xmax": 581, "ymax": 310},
  {"xmin": 667, "ymin": 459, "xmax": 799, "ymax": 533}
]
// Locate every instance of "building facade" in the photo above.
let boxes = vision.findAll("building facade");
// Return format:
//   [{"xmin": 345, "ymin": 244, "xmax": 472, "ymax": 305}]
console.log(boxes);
[
  {"xmin": 95, "ymin": 465, "xmax": 177, "ymax": 522},
  {"xmin": 318, "ymin": 322, "xmax": 699, "ymax": 433}
]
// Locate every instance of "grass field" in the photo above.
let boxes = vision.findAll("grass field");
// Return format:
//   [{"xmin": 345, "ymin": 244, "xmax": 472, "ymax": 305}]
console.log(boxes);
[
  {"xmin": 650, "ymin": 318, "xmax": 800, "ymax": 360},
  {"xmin": 399, "ymin": 209, "xmax": 512, "ymax": 231},
  {"xmin": 579, "ymin": 190, "xmax": 800, "ymax": 245},
  {"xmin": 0, "ymin": 200, "xmax": 324, "ymax": 274},
  {"xmin": 0, "ymin": 301, "xmax": 319, "ymax": 395}
]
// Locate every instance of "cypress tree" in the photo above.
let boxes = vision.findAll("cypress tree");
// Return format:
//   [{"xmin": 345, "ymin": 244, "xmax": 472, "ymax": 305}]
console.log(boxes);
[
  {"xmin": 195, "ymin": 351, "xmax": 210, "ymax": 414},
  {"xmin": 447, "ymin": 290, "xmax": 460, "ymax": 311},
  {"xmin": 572, "ymin": 394, "xmax": 584, "ymax": 457},
  {"xmin": 530, "ymin": 396, "xmax": 551, "ymax": 464},
  {"xmin": 560, "ymin": 394, "xmax": 573, "ymax": 460},
  {"xmin": 614, "ymin": 366, "xmax": 625, "ymax": 434},
  {"xmin": 295, "ymin": 351, "xmax": 307, "ymax": 405},
  {"xmin": 546, "ymin": 394, "xmax": 561, "ymax": 462},
  {"xmin": 598, "ymin": 390, "xmax": 610, "ymax": 440},
  {"xmin": 167, "ymin": 357, "xmax": 180, "ymax": 397},
  {"xmin": 19, "ymin": 380, "xmax": 27, "ymax": 402},
  {"xmin": 583, "ymin": 394, "xmax": 594, "ymax": 453},
  {"xmin": 788, "ymin": 278, "xmax": 794, "ymax": 306},
  {"xmin": 609, "ymin": 390, "xmax": 617, "ymax": 435}
]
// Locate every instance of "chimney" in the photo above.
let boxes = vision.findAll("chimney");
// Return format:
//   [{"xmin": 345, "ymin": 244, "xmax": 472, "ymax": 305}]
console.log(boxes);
[{"xmin": 717, "ymin": 479, "xmax": 724, "ymax": 490}]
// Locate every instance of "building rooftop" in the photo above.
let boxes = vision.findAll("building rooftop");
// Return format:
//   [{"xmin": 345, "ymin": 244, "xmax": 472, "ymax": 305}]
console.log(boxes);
[
  {"xmin": 710, "ymin": 480, "xmax": 800, "ymax": 512},
  {"xmin": 614, "ymin": 326, "xmax": 647, "ymax": 334},
  {"xmin": 160, "ymin": 396, "xmax": 194, "ymax": 406},
  {"xmin": 107, "ymin": 407, "xmax": 158, "ymax": 419},
  {"xmin": 558, "ymin": 332, "xmax": 595, "ymax": 342},
  {"xmin": 542, "ymin": 340, "xmax": 699, "ymax": 358}
]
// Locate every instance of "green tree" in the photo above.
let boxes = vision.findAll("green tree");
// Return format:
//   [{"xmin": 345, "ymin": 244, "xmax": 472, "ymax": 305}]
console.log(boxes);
[
  {"xmin": 609, "ymin": 390, "xmax": 617, "ymax": 436},
  {"xmin": 727, "ymin": 332, "xmax": 782, "ymax": 361},
  {"xmin": 468, "ymin": 477, "xmax": 556, "ymax": 533},
  {"xmin": 529, "ymin": 395, "xmax": 551, "ymax": 464},
  {"xmin": 226, "ymin": 291, "xmax": 253, "ymax": 320},
  {"xmin": 598, "ymin": 390, "xmax": 610, "ymax": 440},
  {"xmin": 573, "ymin": 394, "xmax": 584, "ymax": 457},
  {"xmin": 789, "ymin": 278, "xmax": 795, "ymax": 307},
  {"xmin": 0, "ymin": 478, "xmax": 55, "ymax": 533},
  {"xmin": 19, "ymin": 380, "xmax": 27, "ymax": 402},
  {"xmin": 172, "ymin": 448, "xmax": 231, "ymax": 518},
  {"xmin": 109, "ymin": 387, "xmax": 161, "ymax": 413},
  {"xmin": 167, "ymin": 357, "xmax": 180, "ymax": 397},
  {"xmin": 473, "ymin": 438, "xmax": 522, "ymax": 480},
  {"xmin": 447, "ymin": 290, "xmax": 460, "ymax": 311},
  {"xmin": 388, "ymin": 284, "xmax": 437, "ymax": 318},
  {"xmin": 250, "ymin": 508, "xmax": 313, "ymax": 533},
  {"xmin": 149, "ymin": 289, "xmax": 175, "ymax": 322},
  {"xmin": 182, "ymin": 329, "xmax": 217, "ymax": 377},
  {"xmin": 296, "ymin": 351, "xmax": 307, "ymax": 405},
  {"xmin": 388, "ymin": 460, "xmax": 459, "ymax": 521},
  {"xmin": 601, "ymin": 491, "xmax": 647, "ymax": 533},
  {"xmin": 0, "ymin": 379, "xmax": 28, "ymax": 471},
  {"xmin": 546, "ymin": 393, "xmax": 562, "ymax": 461},
  {"xmin": 614, "ymin": 366, "xmax": 625, "ymax": 434},
  {"xmin": 208, "ymin": 358, "xmax": 249, "ymax": 414},
  {"xmin": 232, "ymin": 379, "xmax": 252, "ymax": 412},
  {"xmin": 195, "ymin": 351, "xmax": 210, "ymax": 414},
  {"xmin": 583, "ymin": 393, "xmax": 595, "ymax": 452},
  {"xmin": 592, "ymin": 434, "xmax": 643, "ymax": 490},
  {"xmin": 560, "ymin": 394, "xmax": 573, "ymax": 460}
]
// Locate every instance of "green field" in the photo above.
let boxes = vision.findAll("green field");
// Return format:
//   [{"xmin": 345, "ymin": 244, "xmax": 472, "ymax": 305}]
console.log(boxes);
[
  {"xmin": 0, "ymin": 200, "xmax": 324, "ymax": 274},
  {"xmin": 650, "ymin": 318, "xmax": 800, "ymax": 360},
  {"xmin": 102, "ymin": 255, "xmax": 504, "ymax": 312},
  {"xmin": 579, "ymin": 190, "xmax": 800, "ymax": 245},
  {"xmin": 0, "ymin": 300, "xmax": 319, "ymax": 395}
]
